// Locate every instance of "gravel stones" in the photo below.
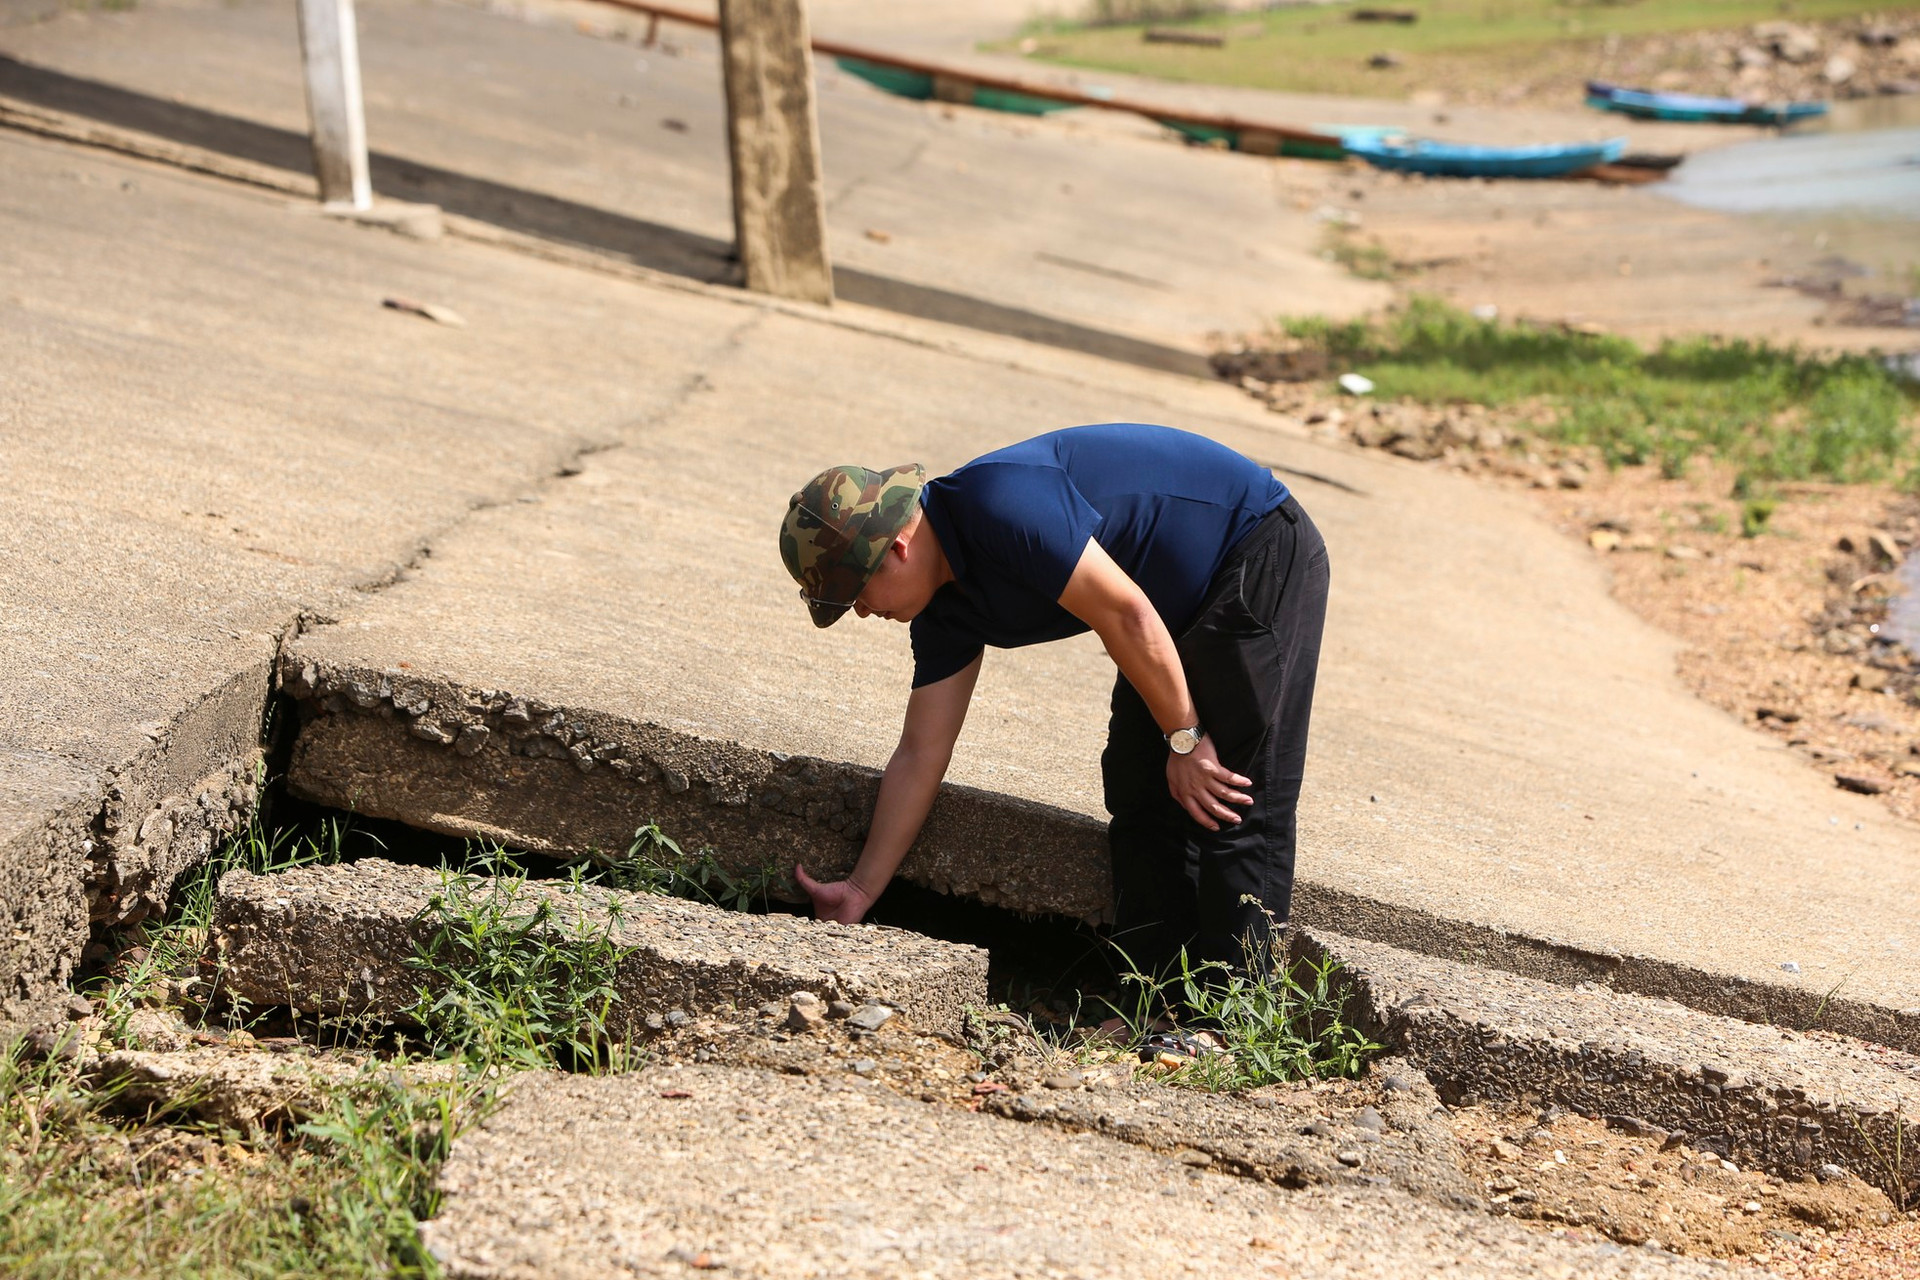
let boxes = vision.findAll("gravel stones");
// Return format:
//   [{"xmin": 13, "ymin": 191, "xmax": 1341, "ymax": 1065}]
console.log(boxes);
[
  {"xmin": 213, "ymin": 859, "xmax": 988, "ymax": 1037},
  {"xmin": 786, "ymin": 992, "xmax": 826, "ymax": 1032},
  {"xmin": 420, "ymin": 1065, "xmax": 1740, "ymax": 1280},
  {"xmin": 1307, "ymin": 928, "xmax": 1920, "ymax": 1205},
  {"xmin": 846, "ymin": 1003, "xmax": 894, "ymax": 1033}
]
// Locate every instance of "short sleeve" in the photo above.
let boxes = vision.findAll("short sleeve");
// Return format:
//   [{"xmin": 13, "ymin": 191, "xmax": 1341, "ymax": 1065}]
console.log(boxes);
[
  {"xmin": 952, "ymin": 462, "xmax": 1103, "ymax": 601},
  {"xmin": 910, "ymin": 608, "xmax": 984, "ymax": 689}
]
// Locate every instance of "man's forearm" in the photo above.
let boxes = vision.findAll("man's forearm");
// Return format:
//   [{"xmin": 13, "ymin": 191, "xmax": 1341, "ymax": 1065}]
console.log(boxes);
[
  {"xmin": 845, "ymin": 740, "xmax": 949, "ymax": 901},
  {"xmin": 1103, "ymin": 602, "xmax": 1198, "ymax": 735}
]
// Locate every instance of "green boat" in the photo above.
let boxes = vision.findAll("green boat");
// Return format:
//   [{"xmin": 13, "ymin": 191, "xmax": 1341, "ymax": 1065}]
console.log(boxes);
[
  {"xmin": 1157, "ymin": 120, "xmax": 1394, "ymax": 161},
  {"xmin": 834, "ymin": 56, "xmax": 1076, "ymax": 117}
]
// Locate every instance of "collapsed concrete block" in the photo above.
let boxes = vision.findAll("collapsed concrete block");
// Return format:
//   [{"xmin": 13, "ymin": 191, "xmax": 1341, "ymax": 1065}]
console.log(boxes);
[
  {"xmin": 212, "ymin": 859, "xmax": 988, "ymax": 1037},
  {"xmin": 981, "ymin": 1055, "xmax": 1477, "ymax": 1209},
  {"xmin": 421, "ymin": 1065, "xmax": 1740, "ymax": 1280},
  {"xmin": 280, "ymin": 657, "xmax": 1109, "ymax": 920},
  {"xmin": 1307, "ymin": 928, "xmax": 1920, "ymax": 1206},
  {"xmin": 93, "ymin": 1045, "xmax": 461, "ymax": 1129}
]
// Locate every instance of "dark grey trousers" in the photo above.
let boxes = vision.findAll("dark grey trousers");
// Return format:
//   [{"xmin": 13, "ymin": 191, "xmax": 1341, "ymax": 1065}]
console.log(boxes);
[{"xmin": 1102, "ymin": 495, "xmax": 1330, "ymax": 976}]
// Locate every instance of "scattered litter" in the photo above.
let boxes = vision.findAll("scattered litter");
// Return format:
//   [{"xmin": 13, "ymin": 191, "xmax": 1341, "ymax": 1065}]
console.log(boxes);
[
  {"xmin": 661, "ymin": 118, "xmax": 688, "ymax": 133},
  {"xmin": 864, "ymin": 228, "xmax": 893, "ymax": 244},
  {"xmin": 658, "ymin": 1088, "xmax": 694, "ymax": 1099},
  {"xmin": 382, "ymin": 296, "xmax": 466, "ymax": 327},
  {"xmin": 1337, "ymin": 372, "xmax": 1375, "ymax": 396},
  {"xmin": 1470, "ymin": 303, "xmax": 1499, "ymax": 321}
]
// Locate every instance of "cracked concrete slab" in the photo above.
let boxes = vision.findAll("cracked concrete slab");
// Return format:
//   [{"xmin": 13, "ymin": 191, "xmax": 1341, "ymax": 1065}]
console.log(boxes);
[
  {"xmin": 0, "ymin": 0, "xmax": 1382, "ymax": 356},
  {"xmin": 0, "ymin": 121, "xmax": 750, "ymax": 1029},
  {"xmin": 980, "ymin": 1055, "xmax": 1478, "ymax": 1210},
  {"xmin": 1309, "ymin": 928, "xmax": 1920, "ymax": 1206},
  {"xmin": 420, "ymin": 1064, "xmax": 1752, "ymax": 1280},
  {"xmin": 271, "ymin": 277, "xmax": 1920, "ymax": 1056},
  {"xmin": 0, "ymin": 747, "xmax": 97, "ymax": 1031},
  {"xmin": 213, "ymin": 859, "xmax": 988, "ymax": 1037},
  {"xmin": 92, "ymin": 1044, "xmax": 463, "ymax": 1129}
]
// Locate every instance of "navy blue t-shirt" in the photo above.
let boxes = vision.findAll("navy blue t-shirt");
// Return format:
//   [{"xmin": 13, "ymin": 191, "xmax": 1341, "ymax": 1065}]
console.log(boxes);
[{"xmin": 910, "ymin": 424, "xmax": 1289, "ymax": 687}]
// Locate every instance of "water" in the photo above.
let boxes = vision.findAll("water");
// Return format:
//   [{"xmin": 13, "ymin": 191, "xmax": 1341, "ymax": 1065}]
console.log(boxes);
[
  {"xmin": 1658, "ymin": 119, "xmax": 1920, "ymax": 218},
  {"xmin": 1886, "ymin": 548, "xmax": 1920, "ymax": 653}
]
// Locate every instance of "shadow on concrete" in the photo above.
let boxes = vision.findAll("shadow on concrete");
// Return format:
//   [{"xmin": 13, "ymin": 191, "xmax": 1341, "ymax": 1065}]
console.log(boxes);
[{"xmin": 0, "ymin": 56, "xmax": 1211, "ymax": 377}]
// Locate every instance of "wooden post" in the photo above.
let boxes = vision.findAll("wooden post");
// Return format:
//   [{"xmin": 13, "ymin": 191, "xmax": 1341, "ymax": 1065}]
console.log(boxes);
[
  {"xmin": 717, "ymin": 0, "xmax": 833, "ymax": 305},
  {"xmin": 296, "ymin": 0, "xmax": 372, "ymax": 210}
]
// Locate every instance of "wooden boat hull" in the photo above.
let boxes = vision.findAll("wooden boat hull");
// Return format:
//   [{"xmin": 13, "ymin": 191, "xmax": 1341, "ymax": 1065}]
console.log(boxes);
[{"xmin": 835, "ymin": 57, "xmax": 1075, "ymax": 116}]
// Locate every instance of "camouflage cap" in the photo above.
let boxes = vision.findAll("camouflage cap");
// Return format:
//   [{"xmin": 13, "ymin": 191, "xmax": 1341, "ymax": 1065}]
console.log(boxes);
[{"xmin": 780, "ymin": 462, "xmax": 927, "ymax": 628}]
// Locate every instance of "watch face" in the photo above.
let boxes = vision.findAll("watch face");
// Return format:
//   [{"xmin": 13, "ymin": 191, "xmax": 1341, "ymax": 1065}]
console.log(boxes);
[{"xmin": 1169, "ymin": 728, "xmax": 1200, "ymax": 754}]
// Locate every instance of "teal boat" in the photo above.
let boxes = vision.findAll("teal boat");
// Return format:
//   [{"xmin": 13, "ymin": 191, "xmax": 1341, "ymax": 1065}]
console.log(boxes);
[
  {"xmin": 1585, "ymin": 81, "xmax": 1828, "ymax": 126},
  {"xmin": 1344, "ymin": 135, "xmax": 1627, "ymax": 178},
  {"xmin": 835, "ymin": 56, "xmax": 1075, "ymax": 116}
]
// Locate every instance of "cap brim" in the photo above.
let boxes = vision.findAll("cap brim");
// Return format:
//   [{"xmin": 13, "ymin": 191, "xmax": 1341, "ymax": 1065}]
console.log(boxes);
[{"xmin": 807, "ymin": 597, "xmax": 852, "ymax": 629}]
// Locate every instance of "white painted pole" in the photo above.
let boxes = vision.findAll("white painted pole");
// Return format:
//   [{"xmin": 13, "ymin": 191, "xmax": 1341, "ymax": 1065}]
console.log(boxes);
[{"xmin": 296, "ymin": 0, "xmax": 373, "ymax": 211}]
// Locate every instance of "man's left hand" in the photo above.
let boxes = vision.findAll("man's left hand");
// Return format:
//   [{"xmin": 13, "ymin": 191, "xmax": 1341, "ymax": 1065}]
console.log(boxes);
[{"xmin": 1166, "ymin": 737, "xmax": 1252, "ymax": 832}]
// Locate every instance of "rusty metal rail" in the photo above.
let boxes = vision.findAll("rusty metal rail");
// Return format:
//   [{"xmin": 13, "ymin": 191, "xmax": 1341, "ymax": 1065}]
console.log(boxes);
[{"xmin": 590, "ymin": 0, "xmax": 1341, "ymax": 152}]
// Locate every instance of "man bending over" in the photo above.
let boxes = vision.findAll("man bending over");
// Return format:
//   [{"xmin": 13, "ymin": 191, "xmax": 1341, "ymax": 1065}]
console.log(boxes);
[{"xmin": 778, "ymin": 423, "xmax": 1329, "ymax": 974}]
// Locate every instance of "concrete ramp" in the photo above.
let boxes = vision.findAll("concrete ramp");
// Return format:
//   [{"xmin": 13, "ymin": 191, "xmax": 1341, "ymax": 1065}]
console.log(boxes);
[
  {"xmin": 420, "ymin": 1064, "xmax": 1749, "ymax": 1280},
  {"xmin": 213, "ymin": 859, "xmax": 988, "ymax": 1037}
]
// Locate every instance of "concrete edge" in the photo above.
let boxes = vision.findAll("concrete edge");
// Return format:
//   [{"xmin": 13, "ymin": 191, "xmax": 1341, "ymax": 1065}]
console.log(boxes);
[
  {"xmin": 1301, "ymin": 927, "xmax": 1920, "ymax": 1207},
  {"xmin": 278, "ymin": 654, "xmax": 1113, "ymax": 919},
  {"xmin": 0, "ymin": 662, "xmax": 271, "ymax": 1041},
  {"xmin": 1295, "ymin": 882, "xmax": 1920, "ymax": 1058},
  {"xmin": 211, "ymin": 858, "xmax": 991, "ymax": 1038},
  {"xmin": 282, "ymin": 653, "xmax": 1920, "ymax": 1056}
]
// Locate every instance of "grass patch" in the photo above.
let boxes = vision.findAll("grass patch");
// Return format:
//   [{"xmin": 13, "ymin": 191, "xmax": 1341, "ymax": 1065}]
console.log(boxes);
[
  {"xmin": 574, "ymin": 819, "xmax": 789, "ymax": 913},
  {"xmin": 0, "ymin": 1003, "xmax": 485, "ymax": 1280},
  {"xmin": 1283, "ymin": 296, "xmax": 1920, "ymax": 485},
  {"xmin": 1323, "ymin": 226, "xmax": 1399, "ymax": 283},
  {"xmin": 407, "ymin": 856, "xmax": 641, "ymax": 1071},
  {"xmin": 3, "ymin": 811, "xmax": 675, "ymax": 1279},
  {"xmin": 1005, "ymin": 0, "xmax": 1920, "ymax": 100},
  {"xmin": 1095, "ymin": 932, "xmax": 1381, "ymax": 1092}
]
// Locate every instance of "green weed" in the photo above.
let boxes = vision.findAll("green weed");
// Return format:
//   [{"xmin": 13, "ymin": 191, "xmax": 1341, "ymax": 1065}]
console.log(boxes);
[
  {"xmin": 1102, "ymin": 932, "xmax": 1380, "ymax": 1092},
  {"xmin": 1740, "ymin": 498, "xmax": 1778, "ymax": 539},
  {"xmin": 407, "ymin": 856, "xmax": 639, "ymax": 1072},
  {"xmin": 1322, "ymin": 228, "xmax": 1397, "ymax": 283},
  {"xmin": 1281, "ymin": 297, "xmax": 1920, "ymax": 485},
  {"xmin": 576, "ymin": 820, "xmax": 787, "ymax": 913}
]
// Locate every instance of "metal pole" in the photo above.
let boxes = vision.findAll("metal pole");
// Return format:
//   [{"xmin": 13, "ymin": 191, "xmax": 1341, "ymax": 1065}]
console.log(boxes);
[{"xmin": 296, "ymin": 0, "xmax": 373, "ymax": 210}]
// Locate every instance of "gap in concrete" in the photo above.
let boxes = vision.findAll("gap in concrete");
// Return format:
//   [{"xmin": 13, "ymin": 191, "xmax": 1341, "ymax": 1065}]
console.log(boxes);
[{"xmin": 210, "ymin": 777, "xmax": 1130, "ymax": 1026}]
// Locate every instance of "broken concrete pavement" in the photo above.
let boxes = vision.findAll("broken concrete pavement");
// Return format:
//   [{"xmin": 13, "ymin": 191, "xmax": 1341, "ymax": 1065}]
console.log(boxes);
[
  {"xmin": 213, "ymin": 859, "xmax": 989, "ymax": 1037},
  {"xmin": 420, "ymin": 1064, "xmax": 1755, "ymax": 1280}
]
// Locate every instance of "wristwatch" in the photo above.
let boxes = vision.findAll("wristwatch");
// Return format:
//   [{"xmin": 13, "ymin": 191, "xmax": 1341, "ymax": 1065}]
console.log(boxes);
[{"xmin": 1165, "ymin": 725, "xmax": 1204, "ymax": 755}]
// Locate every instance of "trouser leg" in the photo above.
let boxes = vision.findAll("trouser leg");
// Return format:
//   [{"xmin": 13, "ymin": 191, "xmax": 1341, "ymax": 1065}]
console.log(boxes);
[
  {"xmin": 1177, "ymin": 500, "xmax": 1330, "ymax": 972},
  {"xmin": 1103, "ymin": 673, "xmax": 1196, "ymax": 979}
]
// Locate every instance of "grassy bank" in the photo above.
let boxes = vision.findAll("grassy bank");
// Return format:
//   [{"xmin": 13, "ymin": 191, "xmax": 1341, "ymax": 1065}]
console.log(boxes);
[
  {"xmin": 1005, "ymin": 0, "xmax": 1920, "ymax": 100},
  {"xmin": 1274, "ymin": 297, "xmax": 1920, "ymax": 486},
  {"xmin": 0, "ymin": 820, "xmax": 650, "ymax": 1279}
]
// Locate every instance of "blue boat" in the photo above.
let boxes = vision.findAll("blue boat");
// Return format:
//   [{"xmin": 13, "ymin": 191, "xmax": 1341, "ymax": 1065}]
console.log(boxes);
[
  {"xmin": 1585, "ymin": 81, "xmax": 1828, "ymax": 126},
  {"xmin": 1342, "ymin": 135, "xmax": 1626, "ymax": 178}
]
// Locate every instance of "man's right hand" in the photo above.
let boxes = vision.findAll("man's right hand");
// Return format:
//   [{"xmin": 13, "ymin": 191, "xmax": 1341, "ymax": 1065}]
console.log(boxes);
[{"xmin": 794, "ymin": 864, "xmax": 876, "ymax": 924}]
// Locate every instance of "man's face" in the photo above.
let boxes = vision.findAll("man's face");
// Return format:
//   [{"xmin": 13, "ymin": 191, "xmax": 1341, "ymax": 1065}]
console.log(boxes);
[{"xmin": 852, "ymin": 543, "xmax": 934, "ymax": 623}]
